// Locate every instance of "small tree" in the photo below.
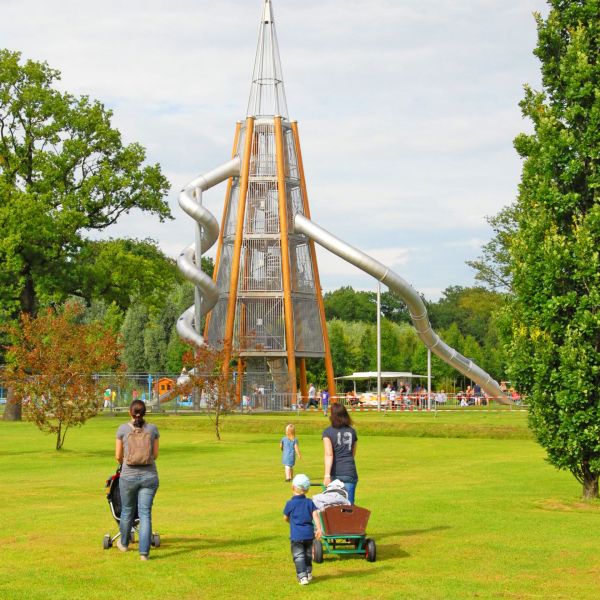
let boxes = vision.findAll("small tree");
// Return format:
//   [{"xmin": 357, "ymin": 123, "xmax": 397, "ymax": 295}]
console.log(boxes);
[
  {"xmin": 2, "ymin": 304, "xmax": 123, "ymax": 449},
  {"xmin": 174, "ymin": 344, "xmax": 238, "ymax": 441}
]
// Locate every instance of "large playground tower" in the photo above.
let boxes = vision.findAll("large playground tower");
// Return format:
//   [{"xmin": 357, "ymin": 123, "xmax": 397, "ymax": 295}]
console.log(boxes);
[{"xmin": 178, "ymin": 0, "xmax": 335, "ymax": 403}]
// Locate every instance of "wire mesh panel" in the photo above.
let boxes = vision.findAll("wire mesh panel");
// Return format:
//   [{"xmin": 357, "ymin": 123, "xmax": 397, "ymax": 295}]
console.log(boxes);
[
  {"xmin": 293, "ymin": 298, "xmax": 324, "ymax": 354},
  {"xmin": 239, "ymin": 239, "xmax": 283, "ymax": 292},
  {"xmin": 286, "ymin": 184, "xmax": 305, "ymax": 229},
  {"xmin": 250, "ymin": 123, "xmax": 277, "ymax": 177},
  {"xmin": 246, "ymin": 7, "xmax": 289, "ymax": 120},
  {"xmin": 223, "ymin": 183, "xmax": 241, "ymax": 238},
  {"xmin": 234, "ymin": 297, "xmax": 286, "ymax": 352},
  {"xmin": 284, "ymin": 126, "xmax": 298, "ymax": 179},
  {"xmin": 216, "ymin": 242, "xmax": 234, "ymax": 289},
  {"xmin": 266, "ymin": 357, "xmax": 292, "ymax": 394},
  {"xmin": 245, "ymin": 181, "xmax": 280, "ymax": 234},
  {"xmin": 236, "ymin": 125, "xmax": 246, "ymax": 158},
  {"xmin": 206, "ymin": 297, "xmax": 229, "ymax": 349},
  {"xmin": 290, "ymin": 240, "xmax": 316, "ymax": 293}
]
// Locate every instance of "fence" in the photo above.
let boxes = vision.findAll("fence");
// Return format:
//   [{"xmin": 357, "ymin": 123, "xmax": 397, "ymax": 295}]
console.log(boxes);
[{"xmin": 0, "ymin": 372, "xmax": 525, "ymax": 415}]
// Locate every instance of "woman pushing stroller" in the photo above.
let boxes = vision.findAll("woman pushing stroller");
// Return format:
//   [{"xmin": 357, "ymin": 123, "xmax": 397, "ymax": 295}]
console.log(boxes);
[{"xmin": 115, "ymin": 400, "xmax": 160, "ymax": 560}]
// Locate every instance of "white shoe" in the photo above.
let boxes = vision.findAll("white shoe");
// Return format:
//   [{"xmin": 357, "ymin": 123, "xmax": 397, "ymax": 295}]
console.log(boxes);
[
  {"xmin": 299, "ymin": 577, "xmax": 309, "ymax": 585},
  {"xmin": 116, "ymin": 540, "xmax": 128, "ymax": 552},
  {"xmin": 140, "ymin": 555, "xmax": 149, "ymax": 561}
]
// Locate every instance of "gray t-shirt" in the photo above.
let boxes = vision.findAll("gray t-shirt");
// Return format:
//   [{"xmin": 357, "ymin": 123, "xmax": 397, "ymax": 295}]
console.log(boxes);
[{"xmin": 116, "ymin": 422, "xmax": 160, "ymax": 479}]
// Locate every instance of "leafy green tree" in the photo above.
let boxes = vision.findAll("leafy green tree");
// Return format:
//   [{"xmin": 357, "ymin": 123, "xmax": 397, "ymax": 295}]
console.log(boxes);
[
  {"xmin": 506, "ymin": 1, "xmax": 600, "ymax": 498},
  {"xmin": 380, "ymin": 291, "xmax": 411, "ymax": 324},
  {"xmin": 356, "ymin": 325, "xmax": 375, "ymax": 372},
  {"xmin": 466, "ymin": 205, "xmax": 518, "ymax": 293},
  {"xmin": 120, "ymin": 303, "xmax": 149, "ymax": 373},
  {"xmin": 328, "ymin": 319, "xmax": 353, "ymax": 377},
  {"xmin": 0, "ymin": 50, "xmax": 170, "ymax": 318},
  {"xmin": 380, "ymin": 319, "xmax": 402, "ymax": 372},
  {"xmin": 394, "ymin": 324, "xmax": 416, "ymax": 371},
  {"xmin": 0, "ymin": 50, "xmax": 170, "ymax": 419},
  {"xmin": 324, "ymin": 286, "xmax": 376, "ymax": 322},
  {"xmin": 78, "ymin": 238, "xmax": 180, "ymax": 312},
  {"xmin": 428, "ymin": 286, "xmax": 504, "ymax": 345}
]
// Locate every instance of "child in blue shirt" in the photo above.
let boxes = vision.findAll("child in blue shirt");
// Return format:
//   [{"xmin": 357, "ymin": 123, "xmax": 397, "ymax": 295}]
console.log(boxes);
[
  {"xmin": 280, "ymin": 424, "xmax": 301, "ymax": 482},
  {"xmin": 283, "ymin": 474, "xmax": 322, "ymax": 585}
]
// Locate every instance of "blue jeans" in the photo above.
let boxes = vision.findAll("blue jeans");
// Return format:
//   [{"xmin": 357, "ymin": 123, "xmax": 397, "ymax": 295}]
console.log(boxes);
[
  {"xmin": 119, "ymin": 472, "xmax": 159, "ymax": 556},
  {"xmin": 345, "ymin": 482, "xmax": 357, "ymax": 504},
  {"xmin": 290, "ymin": 540, "xmax": 313, "ymax": 579}
]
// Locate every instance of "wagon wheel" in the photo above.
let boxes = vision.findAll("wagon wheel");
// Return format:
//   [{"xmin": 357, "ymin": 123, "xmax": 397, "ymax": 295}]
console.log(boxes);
[
  {"xmin": 103, "ymin": 534, "xmax": 112, "ymax": 550},
  {"xmin": 130, "ymin": 531, "xmax": 136, "ymax": 544},
  {"xmin": 152, "ymin": 533, "xmax": 161, "ymax": 548},
  {"xmin": 312, "ymin": 539, "xmax": 323, "ymax": 564},
  {"xmin": 365, "ymin": 538, "xmax": 376, "ymax": 562}
]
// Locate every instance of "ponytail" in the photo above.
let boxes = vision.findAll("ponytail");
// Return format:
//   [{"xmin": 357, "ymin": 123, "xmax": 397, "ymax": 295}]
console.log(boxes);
[{"xmin": 130, "ymin": 399, "xmax": 147, "ymax": 428}]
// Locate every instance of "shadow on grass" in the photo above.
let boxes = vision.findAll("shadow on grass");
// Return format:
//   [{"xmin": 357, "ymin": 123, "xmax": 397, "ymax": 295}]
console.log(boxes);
[
  {"xmin": 310, "ymin": 566, "xmax": 385, "ymax": 583},
  {"xmin": 149, "ymin": 534, "xmax": 277, "ymax": 560},
  {"xmin": 320, "ymin": 544, "xmax": 410, "ymax": 563},
  {"xmin": 375, "ymin": 525, "xmax": 451, "ymax": 540},
  {"xmin": 372, "ymin": 543, "xmax": 410, "ymax": 561}
]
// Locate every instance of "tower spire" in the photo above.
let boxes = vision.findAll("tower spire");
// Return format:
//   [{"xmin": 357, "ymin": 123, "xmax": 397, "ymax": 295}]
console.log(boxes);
[{"xmin": 247, "ymin": 0, "xmax": 289, "ymax": 118}]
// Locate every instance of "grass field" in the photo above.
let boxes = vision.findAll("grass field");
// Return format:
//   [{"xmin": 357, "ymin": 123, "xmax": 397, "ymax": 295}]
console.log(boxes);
[{"xmin": 1, "ymin": 411, "xmax": 599, "ymax": 600}]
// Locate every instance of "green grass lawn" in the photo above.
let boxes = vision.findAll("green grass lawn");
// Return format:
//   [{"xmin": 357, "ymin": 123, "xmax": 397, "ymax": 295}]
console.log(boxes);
[{"xmin": 1, "ymin": 411, "xmax": 599, "ymax": 600}]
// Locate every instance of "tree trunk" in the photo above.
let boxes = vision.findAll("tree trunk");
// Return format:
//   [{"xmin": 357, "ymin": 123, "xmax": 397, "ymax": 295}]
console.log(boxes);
[
  {"xmin": 214, "ymin": 403, "xmax": 221, "ymax": 441},
  {"xmin": 2, "ymin": 387, "xmax": 22, "ymax": 421},
  {"xmin": 56, "ymin": 422, "xmax": 63, "ymax": 450},
  {"xmin": 582, "ymin": 470, "xmax": 599, "ymax": 500},
  {"xmin": 20, "ymin": 272, "xmax": 37, "ymax": 316}
]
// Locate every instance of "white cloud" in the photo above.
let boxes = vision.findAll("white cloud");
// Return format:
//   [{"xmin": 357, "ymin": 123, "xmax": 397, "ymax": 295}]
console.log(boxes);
[{"xmin": 1, "ymin": 0, "xmax": 548, "ymax": 300}]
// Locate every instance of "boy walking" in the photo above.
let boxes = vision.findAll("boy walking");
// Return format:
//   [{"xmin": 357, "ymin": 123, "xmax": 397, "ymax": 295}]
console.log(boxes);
[{"xmin": 283, "ymin": 474, "xmax": 322, "ymax": 585}]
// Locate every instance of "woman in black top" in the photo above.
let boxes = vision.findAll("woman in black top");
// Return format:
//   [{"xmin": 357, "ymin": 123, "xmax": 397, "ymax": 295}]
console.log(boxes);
[{"xmin": 322, "ymin": 403, "xmax": 358, "ymax": 504}]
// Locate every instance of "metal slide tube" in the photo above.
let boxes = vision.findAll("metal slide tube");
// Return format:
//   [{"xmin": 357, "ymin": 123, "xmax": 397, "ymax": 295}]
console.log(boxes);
[
  {"xmin": 294, "ymin": 214, "xmax": 508, "ymax": 403},
  {"xmin": 177, "ymin": 156, "xmax": 242, "ymax": 347}
]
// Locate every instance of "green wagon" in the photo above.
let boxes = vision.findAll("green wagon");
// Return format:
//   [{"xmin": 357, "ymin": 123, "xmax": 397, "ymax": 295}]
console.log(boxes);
[{"xmin": 312, "ymin": 504, "xmax": 376, "ymax": 563}]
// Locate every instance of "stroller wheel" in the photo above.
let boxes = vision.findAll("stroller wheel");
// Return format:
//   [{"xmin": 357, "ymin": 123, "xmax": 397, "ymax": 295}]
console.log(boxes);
[
  {"xmin": 103, "ymin": 534, "xmax": 112, "ymax": 550},
  {"xmin": 151, "ymin": 533, "xmax": 161, "ymax": 548},
  {"xmin": 130, "ymin": 531, "xmax": 136, "ymax": 544}
]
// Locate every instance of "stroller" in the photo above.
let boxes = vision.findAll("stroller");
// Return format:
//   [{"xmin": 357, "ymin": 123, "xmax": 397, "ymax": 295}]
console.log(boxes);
[{"xmin": 102, "ymin": 466, "xmax": 161, "ymax": 550}]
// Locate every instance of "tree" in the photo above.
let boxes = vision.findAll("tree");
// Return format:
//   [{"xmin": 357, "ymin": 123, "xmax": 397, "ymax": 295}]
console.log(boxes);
[
  {"xmin": 466, "ymin": 205, "xmax": 518, "ymax": 293},
  {"xmin": 428, "ymin": 286, "xmax": 504, "ymax": 346},
  {"xmin": 0, "ymin": 50, "xmax": 171, "ymax": 419},
  {"xmin": 120, "ymin": 303, "xmax": 149, "ymax": 373},
  {"xmin": 1, "ymin": 304, "xmax": 123, "ymax": 449},
  {"xmin": 77, "ymin": 238, "xmax": 180, "ymax": 313},
  {"xmin": 380, "ymin": 291, "xmax": 411, "ymax": 324},
  {"xmin": 174, "ymin": 344, "xmax": 237, "ymax": 441},
  {"xmin": 328, "ymin": 319, "xmax": 353, "ymax": 377},
  {"xmin": 323, "ymin": 286, "xmax": 376, "ymax": 322},
  {"xmin": 506, "ymin": 2, "xmax": 600, "ymax": 499}
]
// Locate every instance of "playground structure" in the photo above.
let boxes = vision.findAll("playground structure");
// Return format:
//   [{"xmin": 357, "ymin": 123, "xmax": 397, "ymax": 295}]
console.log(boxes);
[
  {"xmin": 177, "ymin": 0, "xmax": 335, "ymax": 402},
  {"xmin": 176, "ymin": 0, "xmax": 507, "ymax": 405}
]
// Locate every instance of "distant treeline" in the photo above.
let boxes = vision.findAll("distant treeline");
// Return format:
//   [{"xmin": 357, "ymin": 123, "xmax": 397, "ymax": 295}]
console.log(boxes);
[{"xmin": 96, "ymin": 276, "xmax": 507, "ymax": 392}]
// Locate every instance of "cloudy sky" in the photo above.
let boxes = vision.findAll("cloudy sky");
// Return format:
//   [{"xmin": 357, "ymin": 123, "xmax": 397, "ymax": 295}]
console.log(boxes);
[{"xmin": 1, "ymin": 0, "xmax": 548, "ymax": 300}]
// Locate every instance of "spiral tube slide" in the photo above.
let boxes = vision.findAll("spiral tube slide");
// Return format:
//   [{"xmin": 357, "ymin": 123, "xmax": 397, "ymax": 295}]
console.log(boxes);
[
  {"xmin": 177, "ymin": 156, "xmax": 241, "ymax": 347},
  {"xmin": 294, "ymin": 214, "xmax": 508, "ymax": 403}
]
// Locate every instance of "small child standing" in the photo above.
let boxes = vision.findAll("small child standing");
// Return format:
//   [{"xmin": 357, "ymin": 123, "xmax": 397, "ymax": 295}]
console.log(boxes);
[
  {"xmin": 283, "ymin": 474, "xmax": 322, "ymax": 585},
  {"xmin": 280, "ymin": 424, "xmax": 301, "ymax": 482},
  {"xmin": 320, "ymin": 389, "xmax": 330, "ymax": 416}
]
